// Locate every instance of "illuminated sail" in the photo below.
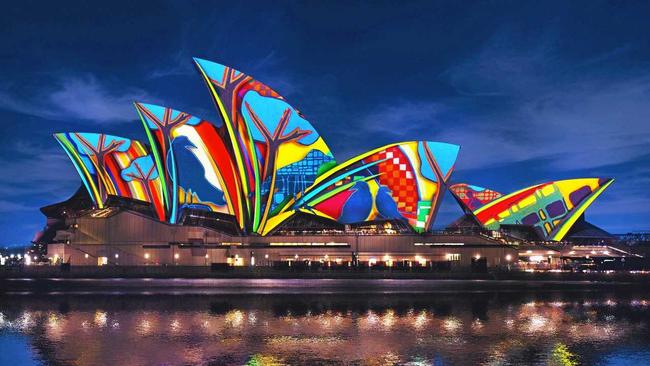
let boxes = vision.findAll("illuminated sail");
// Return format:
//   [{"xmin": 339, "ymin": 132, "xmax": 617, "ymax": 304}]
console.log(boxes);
[
  {"xmin": 55, "ymin": 133, "xmax": 165, "ymax": 220},
  {"xmin": 193, "ymin": 58, "xmax": 335, "ymax": 234},
  {"xmin": 135, "ymin": 103, "xmax": 242, "ymax": 225},
  {"xmin": 271, "ymin": 141, "xmax": 460, "ymax": 234},
  {"xmin": 450, "ymin": 178, "xmax": 614, "ymax": 240}
]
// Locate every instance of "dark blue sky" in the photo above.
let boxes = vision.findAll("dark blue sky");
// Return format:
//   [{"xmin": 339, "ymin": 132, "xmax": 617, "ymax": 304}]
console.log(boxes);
[{"xmin": 1, "ymin": 1, "xmax": 649, "ymax": 246}]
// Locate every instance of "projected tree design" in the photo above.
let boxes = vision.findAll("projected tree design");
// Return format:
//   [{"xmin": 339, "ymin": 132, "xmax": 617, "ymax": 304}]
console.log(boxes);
[
  {"xmin": 74, "ymin": 133, "xmax": 126, "ymax": 200},
  {"xmin": 140, "ymin": 108, "xmax": 192, "ymax": 136},
  {"xmin": 419, "ymin": 143, "xmax": 449, "ymax": 230},
  {"xmin": 244, "ymin": 101, "xmax": 312, "ymax": 224},
  {"xmin": 121, "ymin": 156, "xmax": 159, "ymax": 202},
  {"xmin": 138, "ymin": 106, "xmax": 193, "ymax": 221}
]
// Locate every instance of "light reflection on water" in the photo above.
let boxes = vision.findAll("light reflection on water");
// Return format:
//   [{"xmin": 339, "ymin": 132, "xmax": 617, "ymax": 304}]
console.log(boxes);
[{"xmin": 2, "ymin": 291, "xmax": 650, "ymax": 365}]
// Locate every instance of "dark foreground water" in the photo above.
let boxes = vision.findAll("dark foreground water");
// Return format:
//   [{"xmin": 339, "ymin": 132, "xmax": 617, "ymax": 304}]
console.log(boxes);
[{"xmin": 2, "ymin": 280, "xmax": 650, "ymax": 365}]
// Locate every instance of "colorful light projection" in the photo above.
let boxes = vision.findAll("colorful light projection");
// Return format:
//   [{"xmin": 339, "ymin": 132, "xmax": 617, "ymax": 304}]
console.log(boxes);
[
  {"xmin": 62, "ymin": 59, "xmax": 610, "ymax": 237},
  {"xmin": 449, "ymin": 183, "xmax": 503, "ymax": 212},
  {"xmin": 193, "ymin": 57, "xmax": 335, "ymax": 234},
  {"xmin": 449, "ymin": 178, "xmax": 614, "ymax": 241},
  {"xmin": 267, "ymin": 141, "xmax": 460, "ymax": 234},
  {"xmin": 55, "ymin": 133, "xmax": 165, "ymax": 220},
  {"xmin": 55, "ymin": 59, "xmax": 463, "ymax": 234},
  {"xmin": 134, "ymin": 103, "xmax": 240, "ymax": 224}
]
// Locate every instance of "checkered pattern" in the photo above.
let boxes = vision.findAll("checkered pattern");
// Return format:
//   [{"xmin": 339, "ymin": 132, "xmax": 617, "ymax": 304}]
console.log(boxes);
[
  {"xmin": 365, "ymin": 146, "xmax": 419, "ymax": 213},
  {"xmin": 451, "ymin": 184, "xmax": 502, "ymax": 211}
]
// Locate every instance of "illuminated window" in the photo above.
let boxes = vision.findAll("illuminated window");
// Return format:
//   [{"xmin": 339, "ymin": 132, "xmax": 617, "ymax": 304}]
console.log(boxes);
[{"xmin": 445, "ymin": 253, "xmax": 460, "ymax": 261}]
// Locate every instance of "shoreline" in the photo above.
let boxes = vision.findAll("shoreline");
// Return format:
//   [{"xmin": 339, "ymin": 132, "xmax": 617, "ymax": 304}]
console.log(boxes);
[
  {"xmin": 3, "ymin": 274, "xmax": 650, "ymax": 295},
  {"xmin": 3, "ymin": 266, "xmax": 650, "ymax": 281},
  {"xmin": 3, "ymin": 278, "xmax": 648, "ymax": 295}
]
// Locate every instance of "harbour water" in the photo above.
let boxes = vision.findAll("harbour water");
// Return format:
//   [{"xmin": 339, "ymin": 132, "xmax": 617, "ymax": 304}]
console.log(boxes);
[{"xmin": 2, "ymin": 279, "xmax": 650, "ymax": 365}]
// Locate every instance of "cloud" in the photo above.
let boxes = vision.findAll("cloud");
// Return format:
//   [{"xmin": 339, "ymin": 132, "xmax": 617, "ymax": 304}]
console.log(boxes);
[
  {"xmin": 0, "ymin": 200, "xmax": 37, "ymax": 213},
  {"xmin": 327, "ymin": 27, "xmax": 646, "ymax": 173},
  {"xmin": 148, "ymin": 49, "xmax": 195, "ymax": 79},
  {"xmin": 0, "ymin": 141, "xmax": 79, "ymax": 201},
  {"xmin": 442, "ymin": 29, "xmax": 558, "ymax": 97},
  {"xmin": 359, "ymin": 101, "xmax": 444, "ymax": 137},
  {"xmin": 0, "ymin": 74, "xmax": 156, "ymax": 123}
]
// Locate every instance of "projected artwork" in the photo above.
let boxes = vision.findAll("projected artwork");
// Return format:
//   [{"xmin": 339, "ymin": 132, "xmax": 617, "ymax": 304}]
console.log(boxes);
[
  {"xmin": 135, "ymin": 103, "xmax": 240, "ymax": 224},
  {"xmin": 55, "ymin": 133, "xmax": 165, "ymax": 220},
  {"xmin": 449, "ymin": 183, "xmax": 503, "ymax": 211},
  {"xmin": 193, "ymin": 58, "xmax": 335, "ymax": 234},
  {"xmin": 278, "ymin": 141, "xmax": 460, "ymax": 234},
  {"xmin": 54, "ymin": 59, "xmax": 462, "ymax": 234},
  {"xmin": 53, "ymin": 57, "xmax": 612, "ymax": 238},
  {"xmin": 450, "ymin": 178, "xmax": 614, "ymax": 241}
]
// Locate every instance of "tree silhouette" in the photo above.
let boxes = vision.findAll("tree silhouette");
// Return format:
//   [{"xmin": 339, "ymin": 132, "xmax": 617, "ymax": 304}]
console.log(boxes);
[
  {"xmin": 244, "ymin": 101, "xmax": 312, "ymax": 229},
  {"xmin": 74, "ymin": 133, "xmax": 126, "ymax": 201},
  {"xmin": 420, "ymin": 143, "xmax": 449, "ymax": 232},
  {"xmin": 121, "ymin": 156, "xmax": 159, "ymax": 203},
  {"xmin": 137, "ymin": 106, "xmax": 193, "ymax": 221},
  {"xmin": 139, "ymin": 107, "xmax": 192, "ymax": 137}
]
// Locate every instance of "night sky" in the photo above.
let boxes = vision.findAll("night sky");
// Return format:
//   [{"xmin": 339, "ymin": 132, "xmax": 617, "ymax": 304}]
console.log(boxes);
[{"xmin": 1, "ymin": 1, "xmax": 649, "ymax": 246}]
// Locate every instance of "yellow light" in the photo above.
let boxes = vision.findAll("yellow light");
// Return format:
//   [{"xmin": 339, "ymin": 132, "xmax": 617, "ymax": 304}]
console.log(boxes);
[
  {"xmin": 324, "ymin": 254, "xmax": 329, "ymax": 260},
  {"xmin": 205, "ymin": 254, "xmax": 209, "ymax": 259},
  {"xmin": 174, "ymin": 253, "xmax": 179, "ymax": 259},
  {"xmin": 474, "ymin": 254, "xmax": 481, "ymax": 260},
  {"xmin": 84, "ymin": 254, "xmax": 89, "ymax": 259},
  {"xmin": 144, "ymin": 253, "xmax": 150, "ymax": 259},
  {"xmin": 264, "ymin": 254, "xmax": 269, "ymax": 259},
  {"xmin": 505, "ymin": 254, "xmax": 512, "ymax": 261}
]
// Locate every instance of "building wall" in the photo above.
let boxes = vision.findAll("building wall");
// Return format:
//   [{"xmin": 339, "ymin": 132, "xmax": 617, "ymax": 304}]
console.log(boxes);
[
  {"xmin": 48, "ymin": 210, "xmax": 518, "ymax": 269},
  {"xmin": 48, "ymin": 242, "xmax": 517, "ymax": 269}
]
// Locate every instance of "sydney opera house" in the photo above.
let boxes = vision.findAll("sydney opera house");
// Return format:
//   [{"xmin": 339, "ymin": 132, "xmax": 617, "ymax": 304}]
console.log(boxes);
[{"xmin": 37, "ymin": 58, "xmax": 618, "ymax": 270}]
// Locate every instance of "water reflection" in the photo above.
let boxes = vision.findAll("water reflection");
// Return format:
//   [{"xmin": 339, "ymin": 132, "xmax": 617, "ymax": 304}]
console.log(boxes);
[{"xmin": 2, "ymin": 291, "xmax": 650, "ymax": 365}]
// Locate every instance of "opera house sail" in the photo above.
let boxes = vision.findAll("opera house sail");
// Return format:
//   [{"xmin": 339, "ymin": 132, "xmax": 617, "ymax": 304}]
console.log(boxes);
[
  {"xmin": 449, "ymin": 179, "xmax": 614, "ymax": 241},
  {"xmin": 36, "ymin": 57, "xmax": 614, "ymax": 268}
]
